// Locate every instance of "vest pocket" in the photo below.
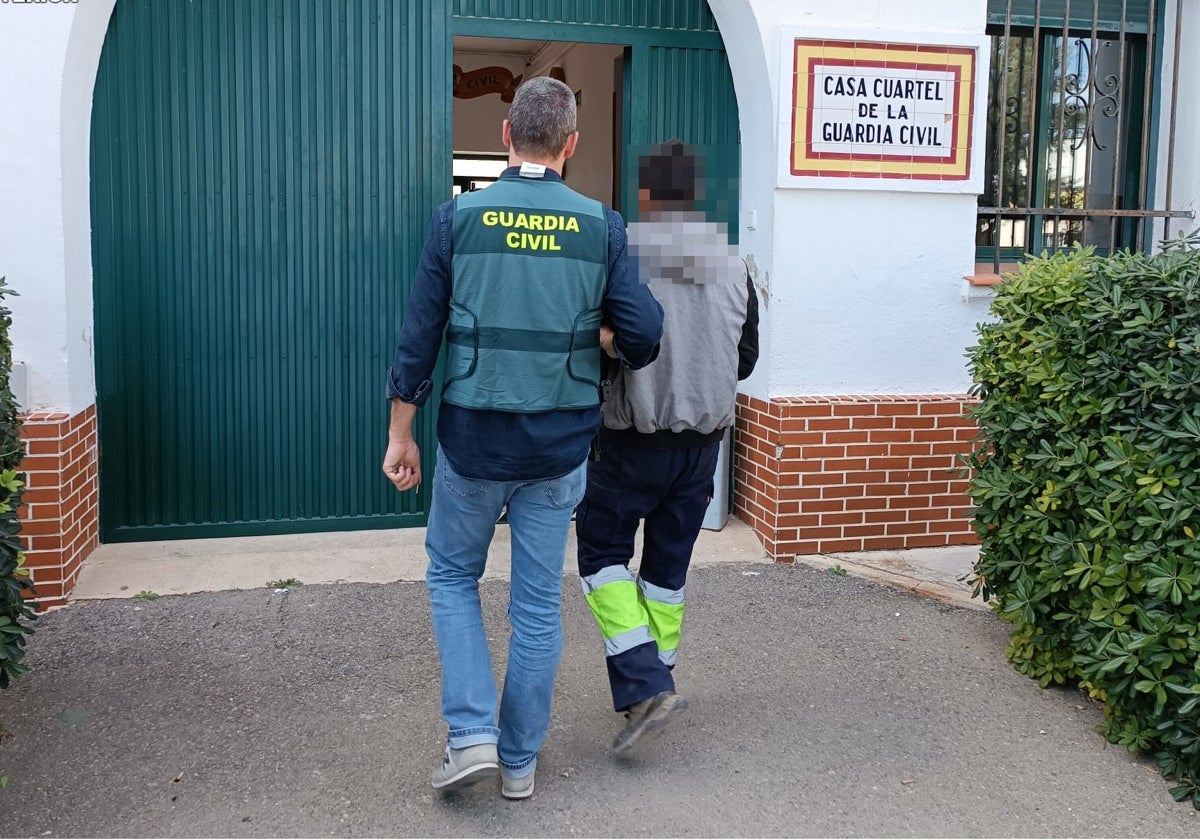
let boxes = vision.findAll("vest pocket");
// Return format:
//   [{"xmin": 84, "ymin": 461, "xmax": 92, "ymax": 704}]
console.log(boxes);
[
  {"xmin": 566, "ymin": 308, "xmax": 603, "ymax": 390},
  {"xmin": 442, "ymin": 300, "xmax": 478, "ymax": 395}
]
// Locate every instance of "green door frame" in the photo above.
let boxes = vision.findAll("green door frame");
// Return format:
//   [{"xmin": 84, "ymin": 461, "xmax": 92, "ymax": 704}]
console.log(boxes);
[{"xmin": 448, "ymin": 16, "xmax": 726, "ymax": 146}]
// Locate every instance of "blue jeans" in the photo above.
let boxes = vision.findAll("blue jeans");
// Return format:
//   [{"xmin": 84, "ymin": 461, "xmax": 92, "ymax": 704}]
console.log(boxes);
[{"xmin": 425, "ymin": 447, "xmax": 587, "ymax": 775}]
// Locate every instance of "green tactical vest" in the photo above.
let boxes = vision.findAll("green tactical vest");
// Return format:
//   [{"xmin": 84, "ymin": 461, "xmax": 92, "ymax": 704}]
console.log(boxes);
[{"xmin": 444, "ymin": 175, "xmax": 609, "ymax": 413}]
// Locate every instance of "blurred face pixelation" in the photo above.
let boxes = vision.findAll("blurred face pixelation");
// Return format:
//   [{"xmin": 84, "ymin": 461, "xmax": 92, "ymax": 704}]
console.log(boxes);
[{"xmin": 630, "ymin": 142, "xmax": 740, "ymax": 285}]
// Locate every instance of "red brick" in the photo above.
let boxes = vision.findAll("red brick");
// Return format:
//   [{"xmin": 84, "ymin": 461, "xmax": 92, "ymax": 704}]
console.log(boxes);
[
  {"xmin": 803, "ymin": 500, "xmax": 846, "ymax": 513},
  {"xmin": 851, "ymin": 416, "xmax": 894, "ymax": 430},
  {"xmin": 825, "ymin": 431, "xmax": 870, "ymax": 444},
  {"xmin": 832, "ymin": 403, "xmax": 877, "ymax": 417},
  {"xmin": 19, "ymin": 424, "xmax": 66, "ymax": 441},
  {"xmin": 867, "ymin": 430, "xmax": 914, "ymax": 444},
  {"xmin": 18, "ymin": 519, "xmax": 62, "ymax": 537},
  {"xmin": 822, "ymin": 459, "xmax": 868, "ymax": 473},
  {"xmin": 888, "ymin": 495, "xmax": 934, "ymax": 509},
  {"xmin": 890, "ymin": 443, "xmax": 933, "ymax": 456},
  {"xmin": 823, "ymin": 512, "xmax": 865, "ymax": 526},
  {"xmin": 800, "ymin": 472, "xmax": 851, "ymax": 487},
  {"xmin": 778, "ymin": 486, "xmax": 823, "ymax": 501},
  {"xmin": 865, "ymin": 456, "xmax": 910, "ymax": 470},
  {"xmin": 885, "ymin": 522, "xmax": 929, "ymax": 536},
  {"xmin": 779, "ymin": 404, "xmax": 834, "ymax": 418},
  {"xmin": 919, "ymin": 403, "xmax": 968, "ymax": 416},
  {"xmin": 903, "ymin": 534, "xmax": 959, "ymax": 548},
  {"xmin": 860, "ymin": 536, "xmax": 910, "ymax": 551},
  {"xmin": 818, "ymin": 538, "xmax": 867, "ymax": 552},
  {"xmin": 887, "ymin": 470, "xmax": 931, "ymax": 483},
  {"xmin": 893, "ymin": 416, "xmax": 938, "ymax": 429},
  {"xmin": 864, "ymin": 508, "xmax": 909, "ymax": 524},
  {"xmin": 805, "ymin": 418, "xmax": 848, "ymax": 431},
  {"xmin": 807, "ymin": 527, "xmax": 846, "ymax": 541},
  {"xmin": 843, "ymin": 524, "xmax": 888, "ymax": 538},
  {"xmin": 821, "ymin": 485, "xmax": 866, "ymax": 499},
  {"xmin": 845, "ymin": 444, "xmax": 891, "ymax": 459},
  {"xmin": 800, "ymin": 445, "xmax": 846, "ymax": 459},
  {"xmin": 845, "ymin": 471, "xmax": 888, "ymax": 485}
]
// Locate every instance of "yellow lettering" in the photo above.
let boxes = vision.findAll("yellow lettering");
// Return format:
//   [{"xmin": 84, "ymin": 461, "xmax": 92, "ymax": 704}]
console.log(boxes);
[
  {"xmin": 514, "ymin": 213, "xmax": 529, "ymax": 229},
  {"xmin": 565, "ymin": 216, "xmax": 579, "ymax": 233},
  {"xmin": 502, "ymin": 232, "xmax": 562, "ymax": 250},
  {"xmin": 528, "ymin": 214, "xmax": 544, "ymax": 231},
  {"xmin": 482, "ymin": 210, "xmax": 499, "ymax": 226},
  {"xmin": 498, "ymin": 211, "xmax": 514, "ymax": 227}
]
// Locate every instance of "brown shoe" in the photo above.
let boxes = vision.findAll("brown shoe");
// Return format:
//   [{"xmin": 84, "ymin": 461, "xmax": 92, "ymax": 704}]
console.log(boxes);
[{"xmin": 612, "ymin": 690, "xmax": 688, "ymax": 754}]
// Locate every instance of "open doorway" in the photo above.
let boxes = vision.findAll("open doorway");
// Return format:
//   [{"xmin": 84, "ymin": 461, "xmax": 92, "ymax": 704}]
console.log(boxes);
[{"xmin": 452, "ymin": 36, "xmax": 625, "ymax": 207}]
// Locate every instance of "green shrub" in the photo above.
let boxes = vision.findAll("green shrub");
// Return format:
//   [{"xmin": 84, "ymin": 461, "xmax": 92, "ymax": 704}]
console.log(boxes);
[
  {"xmin": 0, "ymin": 277, "xmax": 32, "ymax": 690},
  {"xmin": 966, "ymin": 235, "xmax": 1200, "ymax": 807}
]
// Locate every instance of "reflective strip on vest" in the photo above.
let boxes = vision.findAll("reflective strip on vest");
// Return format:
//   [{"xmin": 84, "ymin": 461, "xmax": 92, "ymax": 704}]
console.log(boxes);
[
  {"xmin": 581, "ymin": 566, "xmax": 654, "ymax": 656},
  {"xmin": 638, "ymin": 577, "xmax": 685, "ymax": 666}
]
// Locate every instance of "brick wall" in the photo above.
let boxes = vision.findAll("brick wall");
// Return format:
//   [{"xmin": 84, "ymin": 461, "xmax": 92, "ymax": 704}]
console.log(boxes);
[
  {"xmin": 17, "ymin": 406, "xmax": 100, "ymax": 608},
  {"xmin": 734, "ymin": 394, "xmax": 979, "ymax": 559}
]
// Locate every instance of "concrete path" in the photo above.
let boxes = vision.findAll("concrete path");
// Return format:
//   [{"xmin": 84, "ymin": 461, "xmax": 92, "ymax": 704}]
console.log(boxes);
[
  {"xmin": 70, "ymin": 519, "xmax": 989, "ymax": 612},
  {"xmin": 1, "ymin": 527, "xmax": 1197, "ymax": 837}
]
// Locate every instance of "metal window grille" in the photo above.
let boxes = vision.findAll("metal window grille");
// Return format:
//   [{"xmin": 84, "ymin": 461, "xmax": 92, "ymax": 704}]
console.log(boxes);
[{"xmin": 978, "ymin": 0, "xmax": 1193, "ymax": 271}]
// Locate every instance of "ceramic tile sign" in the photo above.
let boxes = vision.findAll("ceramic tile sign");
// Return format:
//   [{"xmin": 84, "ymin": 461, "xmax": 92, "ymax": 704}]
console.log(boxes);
[{"xmin": 780, "ymin": 34, "xmax": 986, "ymax": 192}]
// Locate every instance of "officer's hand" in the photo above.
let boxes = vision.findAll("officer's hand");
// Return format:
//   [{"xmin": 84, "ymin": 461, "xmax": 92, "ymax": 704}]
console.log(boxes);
[
  {"xmin": 599, "ymin": 325, "xmax": 619, "ymax": 359},
  {"xmin": 383, "ymin": 438, "xmax": 422, "ymax": 491}
]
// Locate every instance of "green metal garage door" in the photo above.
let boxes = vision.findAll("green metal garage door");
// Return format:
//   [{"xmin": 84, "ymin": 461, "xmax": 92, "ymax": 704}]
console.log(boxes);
[{"xmin": 91, "ymin": 0, "xmax": 738, "ymax": 541}]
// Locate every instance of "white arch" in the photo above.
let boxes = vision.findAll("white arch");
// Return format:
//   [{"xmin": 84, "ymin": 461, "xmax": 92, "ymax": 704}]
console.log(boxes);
[
  {"xmin": 59, "ymin": 0, "xmax": 118, "ymax": 414},
  {"xmin": 705, "ymin": 0, "xmax": 774, "ymax": 401}
]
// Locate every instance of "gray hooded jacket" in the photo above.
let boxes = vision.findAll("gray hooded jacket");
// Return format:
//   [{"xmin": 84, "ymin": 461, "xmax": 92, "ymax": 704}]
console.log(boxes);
[{"xmin": 602, "ymin": 211, "xmax": 754, "ymax": 438}]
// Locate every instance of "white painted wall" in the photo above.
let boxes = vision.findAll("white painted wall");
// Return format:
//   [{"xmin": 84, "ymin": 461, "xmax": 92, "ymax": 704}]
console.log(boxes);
[
  {"xmin": 1, "ymin": 6, "xmax": 76, "ymax": 413},
  {"xmin": 0, "ymin": 0, "xmax": 113, "ymax": 414},
  {"xmin": 711, "ymin": 0, "xmax": 992, "ymax": 398},
  {"xmin": 1157, "ymin": 0, "xmax": 1200, "ymax": 246}
]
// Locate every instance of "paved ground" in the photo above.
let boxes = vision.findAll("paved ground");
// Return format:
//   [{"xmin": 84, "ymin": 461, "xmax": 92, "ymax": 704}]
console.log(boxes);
[{"xmin": 1, "ymin": 557, "xmax": 1198, "ymax": 838}]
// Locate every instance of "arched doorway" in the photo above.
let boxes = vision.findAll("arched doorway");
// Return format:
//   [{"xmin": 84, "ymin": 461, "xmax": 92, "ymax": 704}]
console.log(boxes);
[{"xmin": 85, "ymin": 0, "xmax": 743, "ymax": 541}]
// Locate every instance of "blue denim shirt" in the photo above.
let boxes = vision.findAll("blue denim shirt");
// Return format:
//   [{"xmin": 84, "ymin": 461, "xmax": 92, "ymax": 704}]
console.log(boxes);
[{"xmin": 387, "ymin": 169, "xmax": 664, "ymax": 481}]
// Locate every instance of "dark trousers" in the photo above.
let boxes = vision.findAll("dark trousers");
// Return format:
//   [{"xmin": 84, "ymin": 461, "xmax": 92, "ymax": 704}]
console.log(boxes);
[{"xmin": 575, "ymin": 438, "xmax": 720, "ymax": 710}]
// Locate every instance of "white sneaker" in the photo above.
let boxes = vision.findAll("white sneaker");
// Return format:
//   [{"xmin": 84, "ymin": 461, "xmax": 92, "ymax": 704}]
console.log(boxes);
[
  {"xmin": 501, "ymin": 768, "xmax": 536, "ymax": 800},
  {"xmin": 431, "ymin": 744, "xmax": 499, "ymax": 791}
]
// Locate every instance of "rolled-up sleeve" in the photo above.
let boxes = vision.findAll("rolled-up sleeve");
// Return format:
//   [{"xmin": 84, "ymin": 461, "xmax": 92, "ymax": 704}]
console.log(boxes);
[
  {"xmin": 386, "ymin": 202, "xmax": 454, "ymax": 406},
  {"xmin": 603, "ymin": 208, "xmax": 663, "ymax": 370}
]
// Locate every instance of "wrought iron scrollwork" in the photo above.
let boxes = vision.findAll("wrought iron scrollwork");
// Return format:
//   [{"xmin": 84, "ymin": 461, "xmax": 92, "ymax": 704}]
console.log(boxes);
[{"xmin": 1060, "ymin": 38, "xmax": 1122, "ymax": 152}]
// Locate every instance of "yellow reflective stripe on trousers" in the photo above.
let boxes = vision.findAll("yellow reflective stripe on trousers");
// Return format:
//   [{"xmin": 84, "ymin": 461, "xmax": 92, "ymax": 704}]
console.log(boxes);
[
  {"xmin": 638, "ymin": 577, "xmax": 685, "ymax": 664},
  {"xmin": 580, "ymin": 567, "xmax": 648, "ymax": 642}
]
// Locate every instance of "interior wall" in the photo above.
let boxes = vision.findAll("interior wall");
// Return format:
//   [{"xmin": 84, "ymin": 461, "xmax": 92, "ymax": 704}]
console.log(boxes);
[
  {"xmin": 451, "ymin": 51, "xmax": 524, "ymax": 156},
  {"xmin": 451, "ymin": 41, "xmax": 623, "ymax": 206},
  {"xmin": 560, "ymin": 43, "xmax": 624, "ymax": 204}
]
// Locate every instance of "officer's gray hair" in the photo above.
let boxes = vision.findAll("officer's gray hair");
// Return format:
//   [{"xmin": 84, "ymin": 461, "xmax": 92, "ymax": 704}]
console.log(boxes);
[{"xmin": 507, "ymin": 77, "xmax": 577, "ymax": 159}]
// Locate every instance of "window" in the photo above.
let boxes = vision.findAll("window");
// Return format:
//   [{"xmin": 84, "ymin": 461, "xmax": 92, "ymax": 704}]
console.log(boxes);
[{"xmin": 977, "ymin": 1, "xmax": 1189, "ymax": 270}]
